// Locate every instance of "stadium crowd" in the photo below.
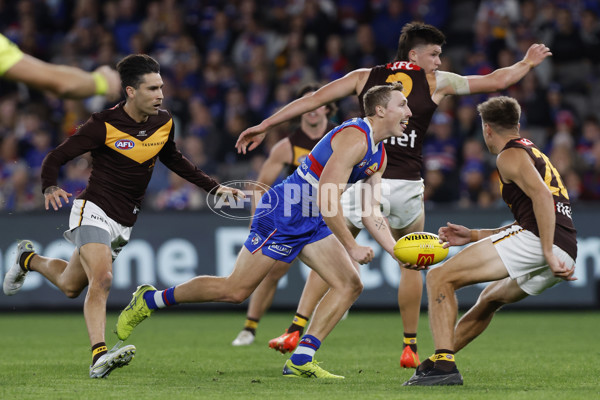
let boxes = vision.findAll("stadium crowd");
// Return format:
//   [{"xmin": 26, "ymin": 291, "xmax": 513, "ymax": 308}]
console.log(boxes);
[{"xmin": 1, "ymin": 0, "xmax": 599, "ymax": 213}]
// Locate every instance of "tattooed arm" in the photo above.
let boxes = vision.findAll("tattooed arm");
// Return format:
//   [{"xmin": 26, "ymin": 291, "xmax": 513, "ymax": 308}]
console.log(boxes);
[{"xmin": 360, "ymin": 157, "xmax": 398, "ymax": 260}]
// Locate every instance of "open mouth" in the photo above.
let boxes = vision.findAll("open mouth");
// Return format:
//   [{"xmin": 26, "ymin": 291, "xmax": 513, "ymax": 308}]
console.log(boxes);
[{"xmin": 400, "ymin": 119, "xmax": 409, "ymax": 130}]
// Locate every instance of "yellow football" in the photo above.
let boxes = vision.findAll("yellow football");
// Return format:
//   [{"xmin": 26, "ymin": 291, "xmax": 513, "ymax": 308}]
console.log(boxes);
[{"xmin": 393, "ymin": 232, "xmax": 449, "ymax": 266}]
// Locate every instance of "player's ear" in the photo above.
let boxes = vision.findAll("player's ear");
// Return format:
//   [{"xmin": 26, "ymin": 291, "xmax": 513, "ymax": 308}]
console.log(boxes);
[
  {"xmin": 125, "ymin": 85, "xmax": 135, "ymax": 98},
  {"xmin": 376, "ymin": 105, "xmax": 385, "ymax": 117},
  {"xmin": 408, "ymin": 49, "xmax": 417, "ymax": 63}
]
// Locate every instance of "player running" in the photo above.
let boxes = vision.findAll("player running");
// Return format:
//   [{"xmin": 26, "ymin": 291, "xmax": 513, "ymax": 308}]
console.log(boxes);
[{"xmin": 232, "ymin": 84, "xmax": 337, "ymax": 346}]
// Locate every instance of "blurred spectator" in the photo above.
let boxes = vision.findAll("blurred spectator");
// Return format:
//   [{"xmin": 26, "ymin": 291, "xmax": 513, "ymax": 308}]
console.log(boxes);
[
  {"xmin": 581, "ymin": 9, "xmax": 600, "ymax": 65},
  {"xmin": 318, "ymin": 34, "xmax": 349, "ymax": 81},
  {"xmin": 577, "ymin": 115, "xmax": 600, "ymax": 167},
  {"xmin": 61, "ymin": 155, "xmax": 91, "ymax": 198},
  {"xmin": 153, "ymin": 171, "xmax": 205, "ymax": 210},
  {"xmin": 423, "ymin": 112, "xmax": 461, "ymax": 174},
  {"xmin": 1, "ymin": 161, "xmax": 40, "ymax": 211},
  {"xmin": 0, "ymin": 0, "xmax": 599, "ymax": 212},
  {"xmin": 581, "ymin": 141, "xmax": 600, "ymax": 200},
  {"xmin": 349, "ymin": 24, "xmax": 389, "ymax": 68},
  {"xmin": 371, "ymin": 0, "xmax": 411, "ymax": 54},
  {"xmin": 458, "ymin": 159, "xmax": 489, "ymax": 208}
]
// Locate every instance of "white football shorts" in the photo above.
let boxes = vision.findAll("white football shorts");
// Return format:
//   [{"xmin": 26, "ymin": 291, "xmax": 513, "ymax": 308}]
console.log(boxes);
[
  {"xmin": 490, "ymin": 225, "xmax": 575, "ymax": 295},
  {"xmin": 341, "ymin": 178, "xmax": 424, "ymax": 230},
  {"xmin": 64, "ymin": 199, "xmax": 132, "ymax": 260}
]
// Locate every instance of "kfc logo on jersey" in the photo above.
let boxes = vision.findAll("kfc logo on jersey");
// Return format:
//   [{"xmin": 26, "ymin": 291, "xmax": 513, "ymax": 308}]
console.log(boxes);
[
  {"xmin": 517, "ymin": 138, "xmax": 534, "ymax": 146},
  {"xmin": 115, "ymin": 139, "xmax": 135, "ymax": 150},
  {"xmin": 358, "ymin": 160, "xmax": 367, "ymax": 168},
  {"xmin": 386, "ymin": 61, "xmax": 420, "ymax": 71}
]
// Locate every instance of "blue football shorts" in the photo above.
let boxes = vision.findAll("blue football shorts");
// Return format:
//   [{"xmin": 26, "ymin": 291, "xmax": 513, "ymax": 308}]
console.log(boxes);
[{"xmin": 244, "ymin": 182, "xmax": 332, "ymax": 263}]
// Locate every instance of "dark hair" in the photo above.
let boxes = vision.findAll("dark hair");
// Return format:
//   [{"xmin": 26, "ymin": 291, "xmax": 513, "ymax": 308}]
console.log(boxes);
[
  {"xmin": 477, "ymin": 96, "xmax": 521, "ymax": 133},
  {"xmin": 363, "ymin": 82, "xmax": 404, "ymax": 117},
  {"xmin": 116, "ymin": 54, "xmax": 160, "ymax": 91},
  {"xmin": 295, "ymin": 83, "xmax": 338, "ymax": 117},
  {"xmin": 395, "ymin": 22, "xmax": 446, "ymax": 62}
]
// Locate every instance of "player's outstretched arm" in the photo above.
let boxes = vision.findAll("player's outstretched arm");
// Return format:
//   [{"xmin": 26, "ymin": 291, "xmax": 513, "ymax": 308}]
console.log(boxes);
[
  {"xmin": 462, "ymin": 43, "xmax": 552, "ymax": 95},
  {"xmin": 5, "ymin": 54, "xmax": 121, "ymax": 100},
  {"xmin": 236, "ymin": 69, "xmax": 368, "ymax": 154}
]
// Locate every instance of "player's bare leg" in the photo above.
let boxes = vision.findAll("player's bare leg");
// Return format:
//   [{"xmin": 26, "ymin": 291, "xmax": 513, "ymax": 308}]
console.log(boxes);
[
  {"xmin": 391, "ymin": 212, "xmax": 425, "ymax": 368},
  {"xmin": 297, "ymin": 235, "xmax": 362, "ymax": 341},
  {"xmin": 233, "ymin": 261, "xmax": 291, "ymax": 346},
  {"xmin": 297, "ymin": 222, "xmax": 361, "ymax": 319},
  {"xmin": 454, "ymin": 277, "xmax": 528, "ymax": 352},
  {"xmin": 27, "ymin": 249, "xmax": 89, "ymax": 298},
  {"xmin": 116, "ymin": 247, "xmax": 282, "ymax": 342},
  {"xmin": 282, "ymin": 235, "xmax": 362, "ymax": 379},
  {"xmin": 247, "ymin": 261, "xmax": 291, "ymax": 320},
  {"xmin": 78, "ymin": 243, "xmax": 113, "ymax": 347},
  {"xmin": 269, "ymin": 223, "xmax": 361, "ymax": 353},
  {"xmin": 173, "ymin": 247, "xmax": 282, "ymax": 304},
  {"xmin": 413, "ymin": 240, "xmax": 508, "ymax": 381}
]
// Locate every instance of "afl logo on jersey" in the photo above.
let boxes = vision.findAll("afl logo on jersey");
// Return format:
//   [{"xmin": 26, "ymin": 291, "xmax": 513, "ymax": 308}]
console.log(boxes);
[{"xmin": 115, "ymin": 139, "xmax": 135, "ymax": 150}]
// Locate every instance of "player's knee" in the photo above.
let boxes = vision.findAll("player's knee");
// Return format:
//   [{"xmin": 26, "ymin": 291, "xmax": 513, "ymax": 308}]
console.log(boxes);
[
  {"xmin": 348, "ymin": 274, "xmax": 363, "ymax": 299},
  {"xmin": 226, "ymin": 288, "xmax": 252, "ymax": 304},
  {"xmin": 477, "ymin": 290, "xmax": 507, "ymax": 309},
  {"xmin": 426, "ymin": 266, "xmax": 447, "ymax": 289},
  {"xmin": 63, "ymin": 286, "xmax": 84, "ymax": 299},
  {"xmin": 90, "ymin": 271, "xmax": 113, "ymax": 293}
]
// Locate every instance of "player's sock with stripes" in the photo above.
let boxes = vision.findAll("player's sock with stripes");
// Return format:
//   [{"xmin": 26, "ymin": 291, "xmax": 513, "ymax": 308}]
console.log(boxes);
[
  {"xmin": 403, "ymin": 332, "xmax": 417, "ymax": 353},
  {"xmin": 287, "ymin": 313, "xmax": 308, "ymax": 335},
  {"xmin": 243, "ymin": 317, "xmax": 259, "ymax": 335},
  {"xmin": 19, "ymin": 251, "xmax": 36, "ymax": 272},
  {"xmin": 143, "ymin": 287, "xmax": 178, "ymax": 310},
  {"xmin": 417, "ymin": 354, "xmax": 436, "ymax": 373},
  {"xmin": 290, "ymin": 334, "xmax": 320, "ymax": 366},
  {"xmin": 91, "ymin": 342, "xmax": 107, "ymax": 365},
  {"xmin": 432, "ymin": 349, "xmax": 456, "ymax": 372}
]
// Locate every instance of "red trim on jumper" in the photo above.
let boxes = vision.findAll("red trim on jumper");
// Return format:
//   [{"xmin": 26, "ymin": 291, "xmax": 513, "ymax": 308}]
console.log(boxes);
[
  {"xmin": 308, "ymin": 153, "xmax": 324, "ymax": 177},
  {"xmin": 330, "ymin": 125, "xmax": 369, "ymax": 145},
  {"xmin": 251, "ymin": 229, "xmax": 278, "ymax": 254},
  {"xmin": 379, "ymin": 145, "xmax": 386, "ymax": 170}
]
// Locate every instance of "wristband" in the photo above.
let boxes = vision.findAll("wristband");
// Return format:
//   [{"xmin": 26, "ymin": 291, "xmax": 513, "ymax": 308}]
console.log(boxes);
[{"xmin": 92, "ymin": 71, "xmax": 108, "ymax": 95}]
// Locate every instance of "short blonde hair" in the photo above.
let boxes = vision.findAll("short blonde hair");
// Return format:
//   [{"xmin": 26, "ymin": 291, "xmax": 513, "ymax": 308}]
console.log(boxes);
[{"xmin": 363, "ymin": 82, "xmax": 404, "ymax": 117}]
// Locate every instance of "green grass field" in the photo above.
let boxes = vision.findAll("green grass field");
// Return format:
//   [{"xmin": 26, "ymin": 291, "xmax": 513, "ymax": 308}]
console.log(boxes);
[{"xmin": 0, "ymin": 310, "xmax": 597, "ymax": 399}]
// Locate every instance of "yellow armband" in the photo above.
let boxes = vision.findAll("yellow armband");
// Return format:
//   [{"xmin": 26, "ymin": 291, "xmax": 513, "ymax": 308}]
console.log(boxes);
[
  {"xmin": 92, "ymin": 71, "xmax": 108, "ymax": 95},
  {"xmin": 0, "ymin": 34, "xmax": 24, "ymax": 76}
]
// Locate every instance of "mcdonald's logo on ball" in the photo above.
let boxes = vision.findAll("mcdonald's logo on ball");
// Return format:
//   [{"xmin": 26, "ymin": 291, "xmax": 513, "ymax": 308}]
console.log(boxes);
[{"xmin": 393, "ymin": 232, "xmax": 449, "ymax": 267}]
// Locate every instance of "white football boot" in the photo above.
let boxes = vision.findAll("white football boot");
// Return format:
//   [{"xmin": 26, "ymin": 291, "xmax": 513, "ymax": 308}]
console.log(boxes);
[
  {"xmin": 232, "ymin": 330, "xmax": 255, "ymax": 346},
  {"xmin": 89, "ymin": 344, "xmax": 136, "ymax": 378},
  {"xmin": 3, "ymin": 240, "xmax": 35, "ymax": 296}
]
